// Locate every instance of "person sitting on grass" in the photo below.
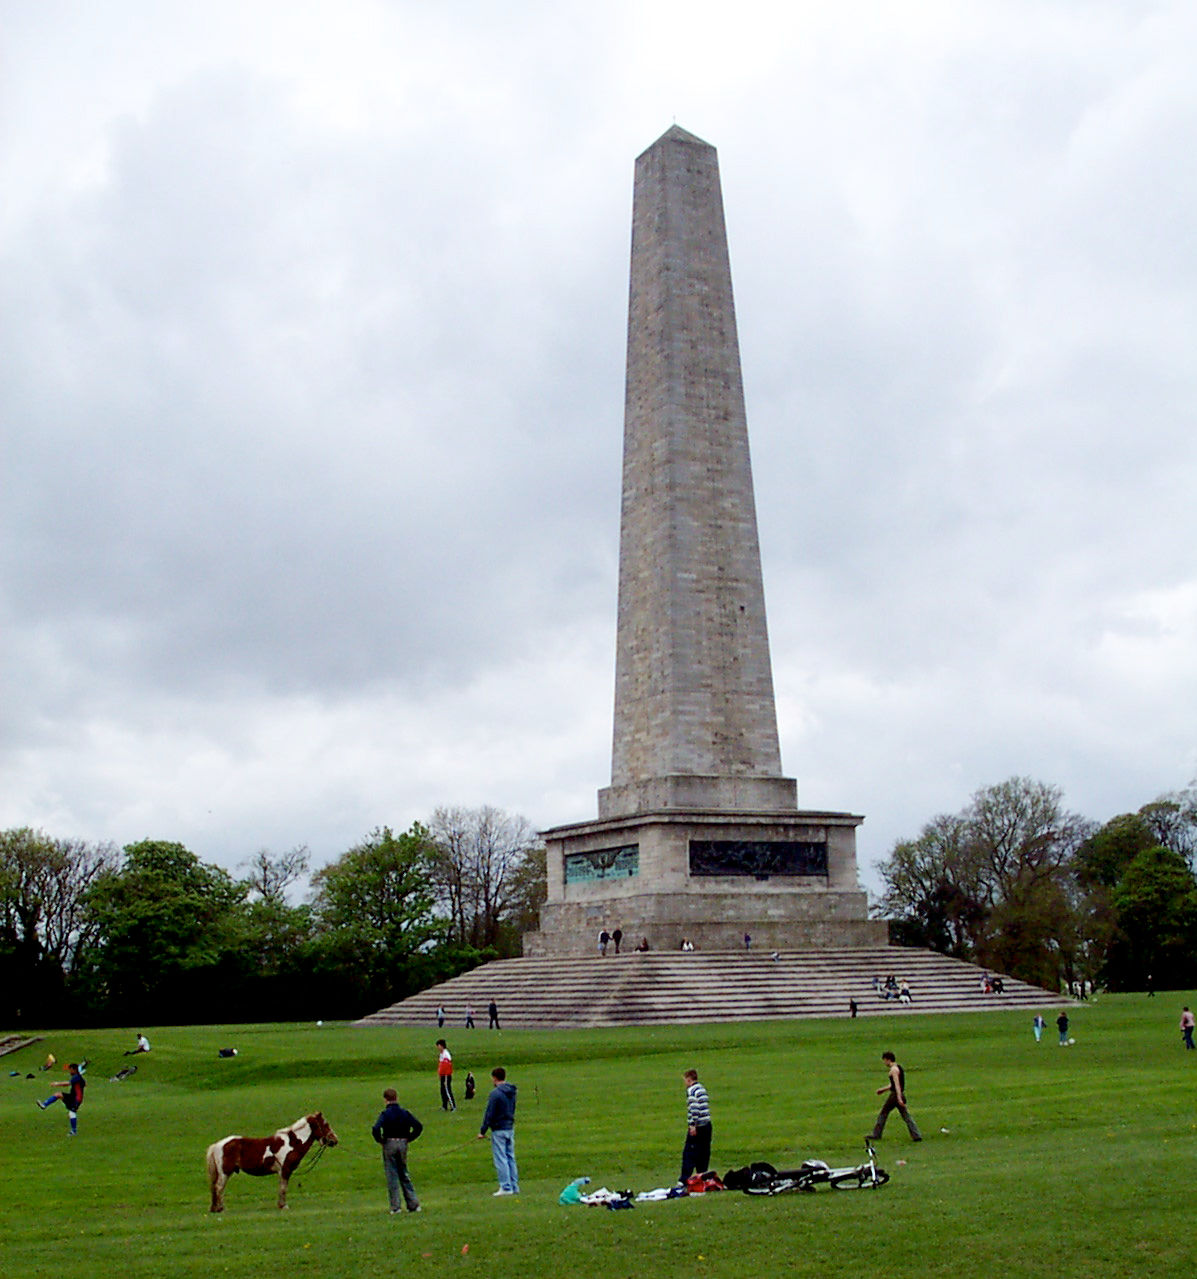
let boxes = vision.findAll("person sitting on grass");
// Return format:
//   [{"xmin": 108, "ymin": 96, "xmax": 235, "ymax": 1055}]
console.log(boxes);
[{"xmin": 124, "ymin": 1033, "xmax": 150, "ymax": 1056}]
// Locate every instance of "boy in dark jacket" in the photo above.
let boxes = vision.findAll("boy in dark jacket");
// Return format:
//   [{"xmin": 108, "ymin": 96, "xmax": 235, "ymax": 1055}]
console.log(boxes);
[{"xmin": 372, "ymin": 1088, "xmax": 423, "ymax": 1213}]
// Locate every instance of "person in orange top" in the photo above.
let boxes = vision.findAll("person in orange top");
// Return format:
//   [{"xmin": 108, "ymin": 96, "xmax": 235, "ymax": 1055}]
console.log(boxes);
[{"xmin": 436, "ymin": 1039, "xmax": 456, "ymax": 1111}]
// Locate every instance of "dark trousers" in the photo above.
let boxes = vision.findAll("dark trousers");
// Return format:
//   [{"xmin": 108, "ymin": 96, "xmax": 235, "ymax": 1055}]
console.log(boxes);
[
  {"xmin": 382, "ymin": 1138, "xmax": 419, "ymax": 1212},
  {"xmin": 440, "ymin": 1075, "xmax": 456, "ymax": 1110},
  {"xmin": 681, "ymin": 1123, "xmax": 712, "ymax": 1182},
  {"xmin": 869, "ymin": 1094, "xmax": 922, "ymax": 1141}
]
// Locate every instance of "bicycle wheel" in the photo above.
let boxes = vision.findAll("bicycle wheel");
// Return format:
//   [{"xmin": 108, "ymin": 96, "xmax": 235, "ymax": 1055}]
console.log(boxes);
[{"xmin": 830, "ymin": 1167, "xmax": 889, "ymax": 1189}]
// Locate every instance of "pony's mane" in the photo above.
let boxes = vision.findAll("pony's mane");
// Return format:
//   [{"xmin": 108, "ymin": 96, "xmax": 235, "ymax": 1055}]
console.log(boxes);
[{"xmin": 275, "ymin": 1114, "xmax": 314, "ymax": 1139}]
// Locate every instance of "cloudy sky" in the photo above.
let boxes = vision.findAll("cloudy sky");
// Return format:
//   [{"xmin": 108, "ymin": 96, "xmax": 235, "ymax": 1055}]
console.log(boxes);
[{"xmin": 3, "ymin": 0, "xmax": 1194, "ymax": 896}]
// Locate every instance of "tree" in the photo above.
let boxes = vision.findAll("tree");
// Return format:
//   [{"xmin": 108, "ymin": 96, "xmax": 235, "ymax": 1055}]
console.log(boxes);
[
  {"xmin": 1074, "ymin": 813, "xmax": 1156, "ymax": 889},
  {"xmin": 308, "ymin": 825, "xmax": 446, "ymax": 1013},
  {"xmin": 242, "ymin": 845, "xmax": 310, "ymax": 906},
  {"xmin": 876, "ymin": 778, "xmax": 1092, "ymax": 987},
  {"xmin": 78, "ymin": 839, "xmax": 246, "ymax": 1021},
  {"xmin": 426, "ymin": 807, "xmax": 540, "ymax": 954},
  {"xmin": 1138, "ymin": 785, "xmax": 1197, "ymax": 867},
  {"xmin": 877, "ymin": 815, "xmax": 984, "ymax": 957},
  {"xmin": 0, "ymin": 828, "xmax": 116, "ymax": 1022},
  {"xmin": 1105, "ymin": 845, "xmax": 1197, "ymax": 990}
]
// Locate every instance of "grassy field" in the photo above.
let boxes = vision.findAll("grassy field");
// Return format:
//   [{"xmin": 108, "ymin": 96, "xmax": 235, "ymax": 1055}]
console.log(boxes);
[{"xmin": 1, "ymin": 995, "xmax": 1193, "ymax": 1278}]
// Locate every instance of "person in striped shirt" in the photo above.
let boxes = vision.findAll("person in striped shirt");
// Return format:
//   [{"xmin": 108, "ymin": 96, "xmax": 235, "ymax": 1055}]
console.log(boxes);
[{"xmin": 680, "ymin": 1069, "xmax": 713, "ymax": 1183}]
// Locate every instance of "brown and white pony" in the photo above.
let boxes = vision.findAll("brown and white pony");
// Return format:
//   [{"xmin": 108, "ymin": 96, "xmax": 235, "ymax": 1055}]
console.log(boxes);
[{"xmin": 206, "ymin": 1112, "xmax": 338, "ymax": 1212}]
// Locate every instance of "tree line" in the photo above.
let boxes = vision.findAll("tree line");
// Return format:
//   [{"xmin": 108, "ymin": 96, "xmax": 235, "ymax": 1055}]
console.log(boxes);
[
  {"xmin": 877, "ymin": 776, "xmax": 1197, "ymax": 992},
  {"xmin": 0, "ymin": 806, "xmax": 546, "ymax": 1027}
]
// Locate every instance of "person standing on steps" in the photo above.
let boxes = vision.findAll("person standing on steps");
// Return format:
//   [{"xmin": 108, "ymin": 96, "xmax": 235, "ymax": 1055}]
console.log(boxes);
[
  {"xmin": 477, "ymin": 1067, "xmax": 519, "ymax": 1195},
  {"xmin": 867, "ymin": 1051, "xmax": 922, "ymax": 1143},
  {"xmin": 371, "ymin": 1087, "xmax": 423, "ymax": 1214},
  {"xmin": 679, "ymin": 1068, "xmax": 713, "ymax": 1182},
  {"xmin": 436, "ymin": 1039, "xmax": 456, "ymax": 1111}
]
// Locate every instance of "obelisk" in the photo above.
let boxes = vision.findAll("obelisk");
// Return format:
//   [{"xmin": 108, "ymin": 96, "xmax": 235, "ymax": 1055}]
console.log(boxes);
[
  {"xmin": 602, "ymin": 125, "xmax": 795, "ymax": 819},
  {"xmin": 526, "ymin": 127, "xmax": 883, "ymax": 957}
]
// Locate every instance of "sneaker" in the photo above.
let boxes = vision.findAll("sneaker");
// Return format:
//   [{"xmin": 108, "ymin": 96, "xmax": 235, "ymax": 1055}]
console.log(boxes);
[
  {"xmin": 410, "ymin": 1205, "xmax": 422, "ymax": 1213},
  {"xmin": 390, "ymin": 1208, "xmax": 402, "ymax": 1214},
  {"xmin": 35, "ymin": 1101, "xmax": 47, "ymax": 1110},
  {"xmin": 492, "ymin": 1189, "xmax": 514, "ymax": 1196}
]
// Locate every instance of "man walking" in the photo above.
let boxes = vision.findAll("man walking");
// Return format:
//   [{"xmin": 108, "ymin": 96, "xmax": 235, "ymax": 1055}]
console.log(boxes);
[
  {"xmin": 867, "ymin": 1051, "xmax": 922, "ymax": 1143},
  {"xmin": 679, "ymin": 1068, "xmax": 713, "ymax": 1183},
  {"xmin": 371, "ymin": 1087, "xmax": 423, "ymax": 1214},
  {"xmin": 36, "ymin": 1062, "xmax": 86, "ymax": 1135},
  {"xmin": 476, "ymin": 1067, "xmax": 519, "ymax": 1195},
  {"xmin": 1181, "ymin": 1006, "xmax": 1195, "ymax": 1050}
]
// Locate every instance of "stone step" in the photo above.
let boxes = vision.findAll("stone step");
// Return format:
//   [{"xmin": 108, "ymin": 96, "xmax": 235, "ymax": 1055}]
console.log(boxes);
[{"xmin": 356, "ymin": 948, "xmax": 1065, "ymax": 1029}]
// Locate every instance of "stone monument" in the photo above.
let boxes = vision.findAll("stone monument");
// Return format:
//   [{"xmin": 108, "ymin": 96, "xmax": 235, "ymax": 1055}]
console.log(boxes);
[{"xmin": 524, "ymin": 126, "xmax": 884, "ymax": 957}]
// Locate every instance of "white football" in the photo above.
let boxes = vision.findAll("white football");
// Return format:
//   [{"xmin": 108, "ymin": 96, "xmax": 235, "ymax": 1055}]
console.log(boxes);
[{"xmin": 1067, "ymin": 1037, "xmax": 1076, "ymax": 1044}]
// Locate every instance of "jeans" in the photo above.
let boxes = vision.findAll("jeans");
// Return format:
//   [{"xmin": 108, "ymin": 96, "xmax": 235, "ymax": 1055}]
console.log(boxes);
[
  {"xmin": 489, "ymin": 1128, "xmax": 519, "ymax": 1193},
  {"xmin": 382, "ymin": 1138, "xmax": 419, "ymax": 1211}
]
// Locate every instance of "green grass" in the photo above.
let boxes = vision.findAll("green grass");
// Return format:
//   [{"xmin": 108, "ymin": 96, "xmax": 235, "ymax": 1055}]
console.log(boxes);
[{"xmin": 1, "ymin": 996, "xmax": 1194, "ymax": 1277}]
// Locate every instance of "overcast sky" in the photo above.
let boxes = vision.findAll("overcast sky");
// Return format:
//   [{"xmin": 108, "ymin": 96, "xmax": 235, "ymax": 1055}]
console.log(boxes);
[{"xmin": 3, "ymin": 0, "xmax": 1194, "ymax": 897}]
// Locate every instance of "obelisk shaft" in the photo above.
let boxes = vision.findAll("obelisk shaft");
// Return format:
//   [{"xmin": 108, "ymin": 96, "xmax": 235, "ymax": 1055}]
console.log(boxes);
[{"xmin": 604, "ymin": 126, "xmax": 792, "ymax": 817}]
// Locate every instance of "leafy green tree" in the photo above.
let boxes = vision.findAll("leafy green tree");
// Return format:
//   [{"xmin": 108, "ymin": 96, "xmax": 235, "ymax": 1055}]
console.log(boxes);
[
  {"xmin": 308, "ymin": 825, "xmax": 447, "ymax": 1014},
  {"xmin": 1074, "ymin": 813, "xmax": 1156, "ymax": 889},
  {"xmin": 78, "ymin": 839, "xmax": 246, "ymax": 1021},
  {"xmin": 1105, "ymin": 845, "xmax": 1197, "ymax": 990}
]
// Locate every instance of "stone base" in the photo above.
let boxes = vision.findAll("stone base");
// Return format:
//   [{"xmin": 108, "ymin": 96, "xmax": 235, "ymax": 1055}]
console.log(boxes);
[
  {"xmin": 525, "ymin": 894, "xmax": 886, "ymax": 957},
  {"xmin": 527, "ymin": 806, "xmax": 885, "ymax": 958}
]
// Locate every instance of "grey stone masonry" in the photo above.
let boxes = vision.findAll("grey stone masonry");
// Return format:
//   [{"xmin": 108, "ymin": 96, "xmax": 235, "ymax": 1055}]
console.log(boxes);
[
  {"xmin": 521, "ymin": 126, "xmax": 884, "ymax": 959},
  {"xmin": 605, "ymin": 125, "xmax": 789, "ymax": 818}
]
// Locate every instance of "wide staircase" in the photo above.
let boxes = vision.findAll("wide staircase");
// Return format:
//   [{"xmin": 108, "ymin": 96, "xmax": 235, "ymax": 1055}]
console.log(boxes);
[{"xmin": 355, "ymin": 948, "xmax": 1062, "ymax": 1029}]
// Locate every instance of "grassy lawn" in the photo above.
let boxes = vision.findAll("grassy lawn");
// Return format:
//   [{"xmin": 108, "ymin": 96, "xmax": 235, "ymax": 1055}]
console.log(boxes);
[{"xmin": 1, "ymin": 994, "xmax": 1193, "ymax": 1277}]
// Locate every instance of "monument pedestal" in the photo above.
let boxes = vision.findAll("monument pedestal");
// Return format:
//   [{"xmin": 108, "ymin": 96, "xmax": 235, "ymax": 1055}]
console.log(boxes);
[{"xmin": 525, "ymin": 803, "xmax": 886, "ymax": 957}]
